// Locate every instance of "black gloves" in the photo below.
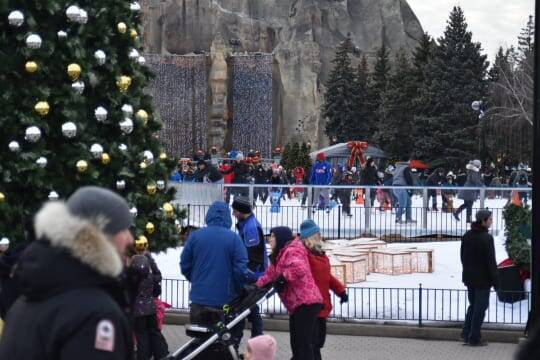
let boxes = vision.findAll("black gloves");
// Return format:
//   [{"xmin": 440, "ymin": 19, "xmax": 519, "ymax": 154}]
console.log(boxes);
[
  {"xmin": 273, "ymin": 275, "xmax": 286, "ymax": 293},
  {"xmin": 339, "ymin": 292, "xmax": 349, "ymax": 304}
]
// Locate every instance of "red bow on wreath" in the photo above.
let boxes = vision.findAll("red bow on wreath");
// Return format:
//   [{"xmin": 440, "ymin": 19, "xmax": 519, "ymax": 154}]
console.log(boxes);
[{"xmin": 347, "ymin": 141, "xmax": 369, "ymax": 169}]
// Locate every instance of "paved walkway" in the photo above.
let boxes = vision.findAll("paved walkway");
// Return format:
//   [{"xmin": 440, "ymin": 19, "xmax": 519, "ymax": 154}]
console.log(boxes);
[{"xmin": 162, "ymin": 325, "xmax": 518, "ymax": 360}]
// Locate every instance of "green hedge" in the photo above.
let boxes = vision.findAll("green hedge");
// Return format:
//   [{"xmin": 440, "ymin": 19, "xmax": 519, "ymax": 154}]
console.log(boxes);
[{"xmin": 502, "ymin": 204, "xmax": 531, "ymax": 272}]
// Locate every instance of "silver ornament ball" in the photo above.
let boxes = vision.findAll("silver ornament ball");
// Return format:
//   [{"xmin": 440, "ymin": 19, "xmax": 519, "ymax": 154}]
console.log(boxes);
[
  {"xmin": 130, "ymin": 2, "xmax": 141, "ymax": 12},
  {"xmin": 130, "ymin": 207, "xmax": 138, "ymax": 217},
  {"xmin": 143, "ymin": 150, "xmax": 154, "ymax": 164},
  {"xmin": 121, "ymin": 104, "xmax": 133, "ymax": 117},
  {"xmin": 78, "ymin": 9, "xmax": 88, "ymax": 24},
  {"xmin": 48, "ymin": 191, "xmax": 60, "ymax": 201},
  {"xmin": 61, "ymin": 122, "xmax": 77, "ymax": 138},
  {"xmin": 94, "ymin": 106, "xmax": 108, "ymax": 122},
  {"xmin": 66, "ymin": 5, "xmax": 81, "ymax": 22},
  {"xmin": 90, "ymin": 143, "xmax": 104, "ymax": 158},
  {"xmin": 57, "ymin": 30, "xmax": 68, "ymax": 39},
  {"xmin": 25, "ymin": 126, "xmax": 42, "ymax": 142},
  {"xmin": 119, "ymin": 118, "xmax": 134, "ymax": 134},
  {"xmin": 116, "ymin": 180, "xmax": 126, "ymax": 190},
  {"xmin": 36, "ymin": 157, "xmax": 47, "ymax": 168},
  {"xmin": 157, "ymin": 180, "xmax": 165, "ymax": 190},
  {"xmin": 128, "ymin": 49, "xmax": 139, "ymax": 60},
  {"xmin": 72, "ymin": 80, "xmax": 85, "ymax": 94},
  {"xmin": 8, "ymin": 141, "xmax": 20, "ymax": 152},
  {"xmin": 118, "ymin": 143, "xmax": 128, "ymax": 154},
  {"xmin": 94, "ymin": 50, "xmax": 106, "ymax": 65},
  {"xmin": 137, "ymin": 56, "xmax": 146, "ymax": 65},
  {"xmin": 8, "ymin": 10, "xmax": 24, "ymax": 27},
  {"xmin": 26, "ymin": 34, "xmax": 42, "ymax": 49}
]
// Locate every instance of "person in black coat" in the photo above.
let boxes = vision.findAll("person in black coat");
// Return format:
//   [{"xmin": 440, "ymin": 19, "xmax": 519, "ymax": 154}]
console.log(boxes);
[
  {"xmin": 192, "ymin": 160, "xmax": 223, "ymax": 183},
  {"xmin": 460, "ymin": 210, "xmax": 499, "ymax": 346},
  {"xmin": 425, "ymin": 168, "xmax": 445, "ymax": 211},
  {"xmin": 0, "ymin": 187, "xmax": 136, "ymax": 360},
  {"xmin": 360, "ymin": 158, "xmax": 379, "ymax": 207}
]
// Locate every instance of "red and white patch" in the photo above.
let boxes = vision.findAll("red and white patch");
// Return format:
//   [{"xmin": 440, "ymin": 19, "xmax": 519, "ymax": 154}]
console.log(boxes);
[{"xmin": 94, "ymin": 319, "xmax": 115, "ymax": 352}]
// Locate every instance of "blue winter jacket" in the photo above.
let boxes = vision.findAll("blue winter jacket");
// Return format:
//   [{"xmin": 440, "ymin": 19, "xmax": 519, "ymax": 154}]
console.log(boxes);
[
  {"xmin": 236, "ymin": 214, "xmax": 268, "ymax": 281},
  {"xmin": 310, "ymin": 161, "xmax": 333, "ymax": 185},
  {"xmin": 180, "ymin": 202, "xmax": 248, "ymax": 307}
]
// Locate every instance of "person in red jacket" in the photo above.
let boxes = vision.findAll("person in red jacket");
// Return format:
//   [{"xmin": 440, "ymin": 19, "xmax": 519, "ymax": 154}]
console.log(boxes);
[{"xmin": 299, "ymin": 220, "xmax": 348, "ymax": 360}]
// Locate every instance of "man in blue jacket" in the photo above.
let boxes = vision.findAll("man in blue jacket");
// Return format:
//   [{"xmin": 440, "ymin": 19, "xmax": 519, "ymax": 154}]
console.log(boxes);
[
  {"xmin": 310, "ymin": 152, "xmax": 332, "ymax": 211},
  {"xmin": 180, "ymin": 201, "xmax": 248, "ymax": 346}
]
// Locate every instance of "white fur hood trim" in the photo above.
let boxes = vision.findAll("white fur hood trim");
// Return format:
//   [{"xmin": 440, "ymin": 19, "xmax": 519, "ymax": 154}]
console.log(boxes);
[{"xmin": 34, "ymin": 202, "xmax": 123, "ymax": 278}]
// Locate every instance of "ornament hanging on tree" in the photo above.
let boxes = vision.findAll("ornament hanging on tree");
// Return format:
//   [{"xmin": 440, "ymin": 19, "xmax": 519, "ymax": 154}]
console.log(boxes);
[
  {"xmin": 72, "ymin": 81, "xmax": 85, "ymax": 94},
  {"xmin": 137, "ymin": 56, "xmax": 146, "ymax": 65},
  {"xmin": 116, "ymin": 180, "xmax": 126, "ymax": 190},
  {"xmin": 101, "ymin": 153, "xmax": 111, "ymax": 165},
  {"xmin": 159, "ymin": 152, "xmax": 168, "ymax": 161},
  {"xmin": 48, "ymin": 191, "xmax": 60, "ymax": 201},
  {"xmin": 143, "ymin": 150, "xmax": 154, "ymax": 164},
  {"xmin": 25, "ymin": 126, "xmax": 42, "ymax": 142},
  {"xmin": 94, "ymin": 50, "xmax": 106, "ymax": 65},
  {"xmin": 25, "ymin": 61, "xmax": 38, "ymax": 73},
  {"xmin": 135, "ymin": 109, "xmax": 149, "ymax": 125},
  {"xmin": 66, "ymin": 5, "xmax": 81, "ymax": 22},
  {"xmin": 36, "ymin": 157, "xmax": 47, "ymax": 168},
  {"xmin": 61, "ymin": 122, "xmax": 77, "ymax": 138},
  {"xmin": 117, "ymin": 22, "xmax": 127, "ymax": 34},
  {"xmin": 146, "ymin": 182, "xmax": 157, "ymax": 195},
  {"xmin": 8, "ymin": 10, "xmax": 24, "ymax": 27},
  {"xmin": 76, "ymin": 160, "xmax": 88, "ymax": 173},
  {"xmin": 130, "ymin": 207, "xmax": 138, "ymax": 217},
  {"xmin": 128, "ymin": 49, "xmax": 139, "ymax": 60},
  {"xmin": 0, "ymin": 193, "xmax": 5, "ymax": 203},
  {"xmin": 119, "ymin": 118, "xmax": 134, "ymax": 134},
  {"xmin": 58, "ymin": 30, "xmax": 67, "ymax": 40},
  {"xmin": 116, "ymin": 76, "xmax": 132, "ymax": 92},
  {"xmin": 26, "ymin": 34, "xmax": 42, "ymax": 49},
  {"xmin": 77, "ymin": 9, "xmax": 88, "ymax": 24},
  {"xmin": 8, "ymin": 141, "xmax": 20, "ymax": 152},
  {"xmin": 118, "ymin": 143, "xmax": 128, "ymax": 154},
  {"xmin": 157, "ymin": 180, "xmax": 165, "ymax": 190},
  {"xmin": 67, "ymin": 63, "xmax": 81, "ymax": 81},
  {"xmin": 145, "ymin": 222, "xmax": 155, "ymax": 235},
  {"xmin": 139, "ymin": 161, "xmax": 147, "ymax": 170},
  {"xmin": 130, "ymin": 29, "xmax": 138, "ymax": 39},
  {"xmin": 94, "ymin": 106, "xmax": 108, "ymax": 122},
  {"xmin": 90, "ymin": 143, "xmax": 104, "ymax": 158},
  {"xmin": 163, "ymin": 203, "xmax": 174, "ymax": 219},
  {"xmin": 121, "ymin": 104, "xmax": 133, "ymax": 117},
  {"xmin": 130, "ymin": 2, "xmax": 141, "ymax": 12},
  {"xmin": 34, "ymin": 101, "xmax": 50, "ymax": 116}
]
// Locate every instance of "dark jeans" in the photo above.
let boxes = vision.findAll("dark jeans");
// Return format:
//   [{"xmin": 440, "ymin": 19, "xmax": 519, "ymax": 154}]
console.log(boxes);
[
  {"xmin": 462, "ymin": 287, "xmax": 491, "ymax": 344},
  {"xmin": 455, "ymin": 200, "xmax": 474, "ymax": 222},
  {"xmin": 427, "ymin": 189, "xmax": 437, "ymax": 208},
  {"xmin": 313, "ymin": 318, "xmax": 327, "ymax": 360},
  {"xmin": 364, "ymin": 189, "xmax": 376, "ymax": 207},
  {"xmin": 289, "ymin": 304, "xmax": 322, "ymax": 360},
  {"xmin": 248, "ymin": 305, "xmax": 264, "ymax": 337},
  {"xmin": 134, "ymin": 314, "xmax": 169, "ymax": 360}
]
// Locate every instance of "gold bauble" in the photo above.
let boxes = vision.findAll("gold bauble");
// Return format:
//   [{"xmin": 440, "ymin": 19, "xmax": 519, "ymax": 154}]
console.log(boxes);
[
  {"xmin": 145, "ymin": 222, "xmax": 155, "ymax": 235},
  {"xmin": 101, "ymin": 153, "xmax": 111, "ymax": 165},
  {"xmin": 34, "ymin": 101, "xmax": 50, "ymax": 116},
  {"xmin": 116, "ymin": 75, "xmax": 132, "ymax": 92},
  {"xmin": 0, "ymin": 192, "xmax": 5, "ymax": 203},
  {"xmin": 130, "ymin": 29, "xmax": 138, "ymax": 38},
  {"xmin": 76, "ymin": 160, "xmax": 88, "ymax": 173},
  {"xmin": 135, "ymin": 235, "xmax": 148, "ymax": 252},
  {"xmin": 146, "ymin": 183, "xmax": 157, "ymax": 195},
  {"xmin": 25, "ymin": 61, "xmax": 38, "ymax": 73},
  {"xmin": 67, "ymin": 63, "xmax": 82, "ymax": 81},
  {"xmin": 159, "ymin": 152, "xmax": 168, "ymax": 161},
  {"xmin": 135, "ymin": 109, "xmax": 149, "ymax": 125},
  {"xmin": 117, "ymin": 22, "xmax": 127, "ymax": 34},
  {"xmin": 139, "ymin": 161, "xmax": 147, "ymax": 170},
  {"xmin": 163, "ymin": 202, "xmax": 174, "ymax": 219}
]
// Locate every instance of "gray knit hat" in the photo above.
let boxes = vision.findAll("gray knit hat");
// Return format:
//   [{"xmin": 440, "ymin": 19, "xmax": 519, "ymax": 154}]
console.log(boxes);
[
  {"xmin": 476, "ymin": 209, "xmax": 492, "ymax": 222},
  {"xmin": 67, "ymin": 186, "xmax": 132, "ymax": 235}
]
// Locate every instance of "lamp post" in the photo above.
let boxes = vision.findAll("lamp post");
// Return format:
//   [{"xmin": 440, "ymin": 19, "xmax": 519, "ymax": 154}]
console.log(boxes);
[{"xmin": 472, "ymin": 100, "xmax": 488, "ymax": 165}]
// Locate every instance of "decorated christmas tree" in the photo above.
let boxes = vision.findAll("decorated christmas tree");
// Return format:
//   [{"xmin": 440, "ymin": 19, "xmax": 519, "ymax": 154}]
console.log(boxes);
[{"xmin": 0, "ymin": 1, "xmax": 182, "ymax": 251}]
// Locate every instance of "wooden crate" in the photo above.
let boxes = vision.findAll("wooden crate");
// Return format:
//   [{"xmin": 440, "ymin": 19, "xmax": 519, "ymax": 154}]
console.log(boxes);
[
  {"xmin": 338, "ymin": 257, "xmax": 367, "ymax": 284},
  {"xmin": 329, "ymin": 258, "xmax": 347, "ymax": 284},
  {"xmin": 406, "ymin": 248, "xmax": 434, "ymax": 273},
  {"xmin": 372, "ymin": 250, "xmax": 413, "ymax": 275},
  {"xmin": 335, "ymin": 252, "xmax": 371, "ymax": 274}
]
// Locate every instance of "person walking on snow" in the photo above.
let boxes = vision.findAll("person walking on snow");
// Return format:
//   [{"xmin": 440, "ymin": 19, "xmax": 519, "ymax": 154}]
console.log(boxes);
[
  {"xmin": 392, "ymin": 156, "xmax": 416, "ymax": 224},
  {"xmin": 310, "ymin": 152, "xmax": 332, "ymax": 212},
  {"xmin": 454, "ymin": 160, "xmax": 484, "ymax": 223}
]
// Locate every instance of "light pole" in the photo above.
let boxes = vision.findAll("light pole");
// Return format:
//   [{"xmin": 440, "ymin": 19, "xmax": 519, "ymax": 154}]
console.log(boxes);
[{"xmin": 471, "ymin": 100, "xmax": 488, "ymax": 165}]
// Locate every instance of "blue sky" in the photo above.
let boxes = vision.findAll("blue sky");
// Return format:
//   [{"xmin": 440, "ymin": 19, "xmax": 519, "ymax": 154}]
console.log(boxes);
[{"xmin": 407, "ymin": 0, "xmax": 535, "ymax": 60}]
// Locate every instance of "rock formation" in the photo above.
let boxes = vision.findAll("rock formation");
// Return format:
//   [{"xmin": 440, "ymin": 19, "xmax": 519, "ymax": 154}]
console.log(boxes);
[{"xmin": 141, "ymin": 0, "xmax": 423, "ymax": 149}]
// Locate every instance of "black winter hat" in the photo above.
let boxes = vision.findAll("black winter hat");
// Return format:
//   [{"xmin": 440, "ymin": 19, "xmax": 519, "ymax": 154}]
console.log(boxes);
[
  {"xmin": 270, "ymin": 226, "xmax": 294, "ymax": 255},
  {"xmin": 232, "ymin": 196, "xmax": 252, "ymax": 214}
]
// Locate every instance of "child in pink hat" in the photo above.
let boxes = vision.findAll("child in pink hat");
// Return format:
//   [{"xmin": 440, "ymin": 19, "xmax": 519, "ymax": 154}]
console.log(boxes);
[{"xmin": 245, "ymin": 335, "xmax": 277, "ymax": 360}]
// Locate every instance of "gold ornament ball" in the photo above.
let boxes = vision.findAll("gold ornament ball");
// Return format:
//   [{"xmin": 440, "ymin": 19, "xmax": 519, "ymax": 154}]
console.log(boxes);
[
  {"xmin": 135, "ymin": 109, "xmax": 149, "ymax": 125},
  {"xmin": 135, "ymin": 235, "xmax": 148, "ymax": 251},
  {"xmin": 35, "ymin": 101, "xmax": 50, "ymax": 116},
  {"xmin": 159, "ymin": 152, "xmax": 168, "ymax": 161},
  {"xmin": 101, "ymin": 153, "xmax": 111, "ymax": 165},
  {"xmin": 0, "ymin": 192, "xmax": 5, "ymax": 203},
  {"xmin": 116, "ymin": 76, "xmax": 132, "ymax": 92},
  {"xmin": 163, "ymin": 203, "xmax": 174, "ymax": 218},
  {"xmin": 117, "ymin": 22, "xmax": 127, "ymax": 34},
  {"xmin": 25, "ymin": 61, "xmax": 38, "ymax": 73},
  {"xmin": 130, "ymin": 29, "xmax": 138, "ymax": 38},
  {"xmin": 139, "ymin": 161, "xmax": 147, "ymax": 170},
  {"xmin": 76, "ymin": 160, "xmax": 88, "ymax": 173},
  {"xmin": 67, "ymin": 63, "xmax": 82, "ymax": 81},
  {"xmin": 147, "ymin": 183, "xmax": 157, "ymax": 195},
  {"xmin": 145, "ymin": 222, "xmax": 155, "ymax": 235}
]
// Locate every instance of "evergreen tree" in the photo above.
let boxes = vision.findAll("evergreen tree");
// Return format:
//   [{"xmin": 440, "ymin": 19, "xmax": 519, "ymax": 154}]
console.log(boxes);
[
  {"xmin": 412, "ymin": 32, "xmax": 436, "ymax": 83},
  {"xmin": 488, "ymin": 46, "xmax": 510, "ymax": 82},
  {"xmin": 300, "ymin": 142, "xmax": 312, "ymax": 172},
  {"xmin": 366, "ymin": 42, "xmax": 391, "ymax": 144},
  {"xmin": 518, "ymin": 15, "xmax": 535, "ymax": 55},
  {"xmin": 0, "ymin": 2, "xmax": 181, "ymax": 250},
  {"xmin": 280, "ymin": 142, "xmax": 293, "ymax": 170},
  {"xmin": 414, "ymin": 6, "xmax": 489, "ymax": 167},
  {"xmin": 347, "ymin": 55, "xmax": 372, "ymax": 141},
  {"xmin": 323, "ymin": 35, "xmax": 357, "ymax": 142},
  {"xmin": 372, "ymin": 41, "xmax": 391, "ymax": 95}
]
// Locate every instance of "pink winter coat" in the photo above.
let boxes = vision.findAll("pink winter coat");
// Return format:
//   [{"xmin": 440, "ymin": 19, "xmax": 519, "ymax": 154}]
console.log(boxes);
[{"xmin": 256, "ymin": 239, "xmax": 322, "ymax": 314}]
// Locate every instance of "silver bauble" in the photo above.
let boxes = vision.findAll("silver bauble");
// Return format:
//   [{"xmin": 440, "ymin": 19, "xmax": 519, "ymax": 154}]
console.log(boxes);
[
  {"xmin": 157, "ymin": 180, "xmax": 165, "ymax": 190},
  {"xmin": 116, "ymin": 180, "xmax": 126, "ymax": 190},
  {"xmin": 72, "ymin": 80, "xmax": 85, "ymax": 94},
  {"xmin": 94, "ymin": 50, "xmax": 106, "ymax": 65},
  {"xmin": 119, "ymin": 118, "xmax": 134, "ymax": 134},
  {"xmin": 26, "ymin": 34, "xmax": 42, "ymax": 49},
  {"xmin": 118, "ymin": 143, "xmax": 128, "ymax": 154},
  {"xmin": 8, "ymin": 141, "xmax": 20, "ymax": 152},
  {"xmin": 8, "ymin": 10, "xmax": 24, "ymax": 27},
  {"xmin": 130, "ymin": 2, "xmax": 141, "ymax": 12},
  {"xmin": 36, "ymin": 157, "xmax": 47, "ymax": 168},
  {"xmin": 90, "ymin": 143, "xmax": 104, "ymax": 158},
  {"xmin": 61, "ymin": 122, "xmax": 77, "ymax": 138},
  {"xmin": 78, "ymin": 9, "xmax": 88, "ymax": 24},
  {"xmin": 143, "ymin": 150, "xmax": 154, "ymax": 164},
  {"xmin": 66, "ymin": 5, "xmax": 81, "ymax": 22},
  {"xmin": 137, "ymin": 56, "xmax": 146, "ymax": 65},
  {"xmin": 57, "ymin": 30, "xmax": 68, "ymax": 39},
  {"xmin": 25, "ymin": 126, "xmax": 41, "ymax": 142},
  {"xmin": 128, "ymin": 49, "xmax": 139, "ymax": 60},
  {"xmin": 121, "ymin": 104, "xmax": 133, "ymax": 117},
  {"xmin": 48, "ymin": 191, "xmax": 60, "ymax": 201},
  {"xmin": 94, "ymin": 106, "xmax": 108, "ymax": 122},
  {"xmin": 130, "ymin": 207, "xmax": 138, "ymax": 217}
]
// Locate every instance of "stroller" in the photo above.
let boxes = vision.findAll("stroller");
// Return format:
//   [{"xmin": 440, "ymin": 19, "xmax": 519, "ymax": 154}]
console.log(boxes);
[{"xmin": 166, "ymin": 285, "xmax": 276, "ymax": 360}]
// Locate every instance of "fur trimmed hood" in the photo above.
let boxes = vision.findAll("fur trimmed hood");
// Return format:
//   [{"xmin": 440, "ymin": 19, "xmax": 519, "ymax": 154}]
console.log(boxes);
[{"xmin": 34, "ymin": 202, "xmax": 123, "ymax": 278}]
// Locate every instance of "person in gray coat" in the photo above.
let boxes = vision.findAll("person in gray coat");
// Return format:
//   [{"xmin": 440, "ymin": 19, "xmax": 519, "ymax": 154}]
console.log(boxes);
[{"xmin": 454, "ymin": 160, "xmax": 484, "ymax": 223}]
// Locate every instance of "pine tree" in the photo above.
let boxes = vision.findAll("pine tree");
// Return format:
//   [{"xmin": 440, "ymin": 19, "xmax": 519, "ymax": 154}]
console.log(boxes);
[
  {"xmin": 414, "ymin": 6, "xmax": 489, "ymax": 167},
  {"xmin": 488, "ymin": 47, "xmax": 510, "ymax": 82},
  {"xmin": 412, "ymin": 32, "xmax": 436, "ymax": 84},
  {"xmin": 323, "ymin": 35, "xmax": 357, "ymax": 142},
  {"xmin": 0, "ymin": 2, "xmax": 182, "ymax": 251},
  {"xmin": 281, "ymin": 142, "xmax": 293, "ymax": 170},
  {"xmin": 347, "ymin": 55, "xmax": 371, "ymax": 141},
  {"xmin": 518, "ymin": 15, "xmax": 535, "ymax": 55},
  {"xmin": 366, "ymin": 43, "xmax": 391, "ymax": 144}
]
